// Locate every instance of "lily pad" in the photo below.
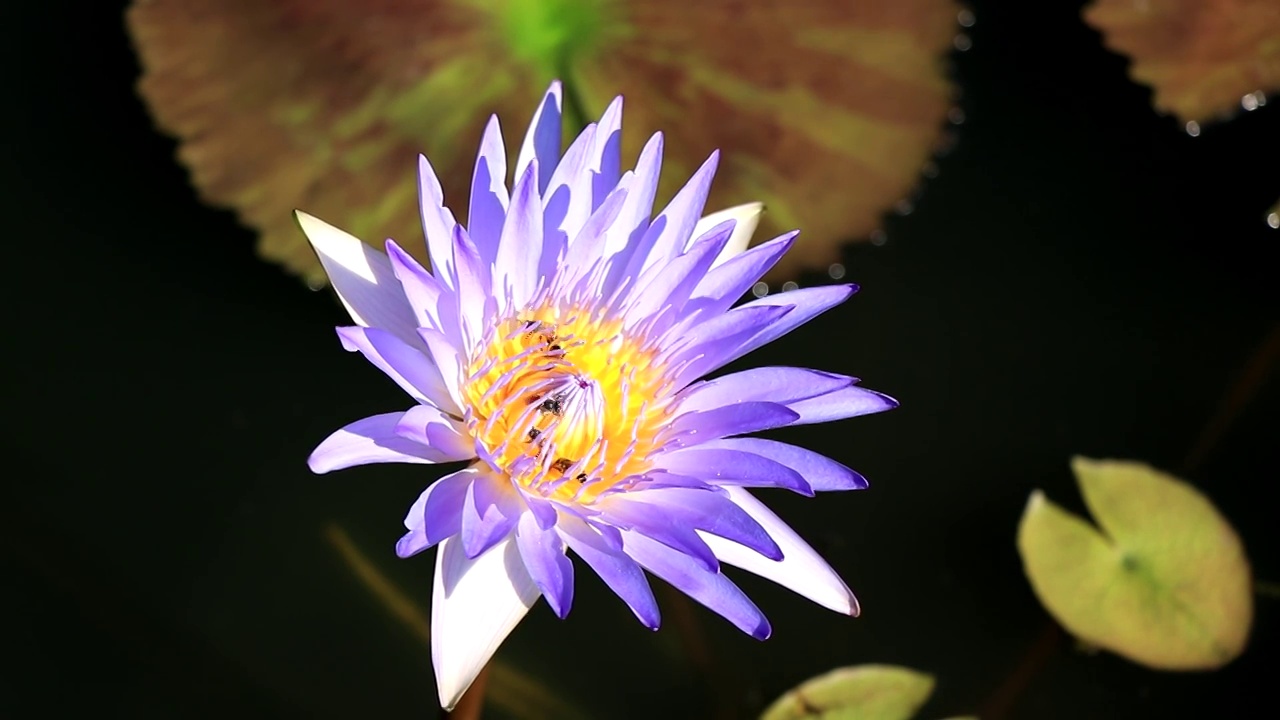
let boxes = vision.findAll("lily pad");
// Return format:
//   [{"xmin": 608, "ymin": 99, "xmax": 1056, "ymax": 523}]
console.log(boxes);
[
  {"xmin": 1017, "ymin": 457, "xmax": 1253, "ymax": 671},
  {"xmin": 1083, "ymin": 0, "xmax": 1280, "ymax": 124},
  {"xmin": 126, "ymin": 0, "xmax": 960, "ymax": 286},
  {"xmin": 760, "ymin": 664, "xmax": 935, "ymax": 720}
]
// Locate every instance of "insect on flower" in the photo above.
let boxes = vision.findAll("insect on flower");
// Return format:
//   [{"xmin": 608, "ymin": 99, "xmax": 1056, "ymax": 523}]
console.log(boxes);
[{"xmin": 299, "ymin": 81, "xmax": 897, "ymax": 709}]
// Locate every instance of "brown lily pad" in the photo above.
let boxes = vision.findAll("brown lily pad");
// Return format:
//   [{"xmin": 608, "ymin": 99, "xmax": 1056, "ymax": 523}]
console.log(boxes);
[
  {"xmin": 1083, "ymin": 0, "xmax": 1280, "ymax": 124},
  {"xmin": 128, "ymin": 0, "xmax": 960, "ymax": 286}
]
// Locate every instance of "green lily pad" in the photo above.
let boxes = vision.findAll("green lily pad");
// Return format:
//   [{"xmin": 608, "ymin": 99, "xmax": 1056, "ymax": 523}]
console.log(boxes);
[
  {"xmin": 1017, "ymin": 457, "xmax": 1253, "ymax": 670},
  {"xmin": 760, "ymin": 664, "xmax": 935, "ymax": 720}
]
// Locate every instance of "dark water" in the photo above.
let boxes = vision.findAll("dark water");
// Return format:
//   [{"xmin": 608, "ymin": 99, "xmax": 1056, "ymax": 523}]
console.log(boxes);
[{"xmin": 3, "ymin": 1, "xmax": 1277, "ymax": 718}]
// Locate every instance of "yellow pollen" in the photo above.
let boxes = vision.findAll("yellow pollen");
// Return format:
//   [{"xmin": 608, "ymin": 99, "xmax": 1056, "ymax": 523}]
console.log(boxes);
[{"xmin": 461, "ymin": 305, "xmax": 673, "ymax": 504}]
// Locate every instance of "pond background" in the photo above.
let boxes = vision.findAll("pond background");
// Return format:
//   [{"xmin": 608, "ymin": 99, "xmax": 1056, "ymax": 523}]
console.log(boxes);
[{"xmin": 3, "ymin": 0, "xmax": 1277, "ymax": 718}]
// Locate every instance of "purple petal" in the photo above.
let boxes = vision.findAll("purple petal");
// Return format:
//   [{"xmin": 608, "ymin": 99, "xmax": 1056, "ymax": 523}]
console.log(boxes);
[
  {"xmin": 519, "ymin": 491, "xmax": 560, "ymax": 530},
  {"xmin": 632, "ymin": 151, "xmax": 719, "ymax": 276},
  {"xmin": 599, "ymin": 133, "xmax": 663, "ymax": 298},
  {"xmin": 418, "ymin": 155, "xmax": 459, "ymax": 288},
  {"xmin": 661, "ymin": 305, "xmax": 794, "ymax": 389},
  {"xmin": 295, "ymin": 211, "xmax": 422, "ymax": 349},
  {"xmin": 557, "ymin": 516, "xmax": 660, "ymax": 629},
  {"xmin": 787, "ymin": 385, "xmax": 900, "ymax": 425},
  {"xmin": 450, "ymin": 224, "xmax": 493, "ymax": 351},
  {"xmin": 494, "ymin": 161, "xmax": 543, "ymax": 311},
  {"xmin": 702, "ymin": 488, "xmax": 859, "ymax": 615},
  {"xmin": 620, "ymin": 530, "xmax": 771, "ymax": 640},
  {"xmin": 664, "ymin": 401, "xmax": 800, "ymax": 444},
  {"xmin": 392, "ymin": 405, "xmax": 474, "ymax": 461},
  {"xmin": 460, "ymin": 472, "xmax": 522, "ymax": 559},
  {"xmin": 467, "ymin": 115, "xmax": 509, "ymax": 264},
  {"xmin": 542, "ymin": 124, "xmax": 597, "ymax": 280},
  {"xmin": 556, "ymin": 179, "xmax": 630, "ymax": 294},
  {"xmin": 515, "ymin": 81, "xmax": 562, "ymax": 193},
  {"xmin": 385, "ymin": 239, "xmax": 443, "ymax": 329},
  {"xmin": 688, "ymin": 232, "xmax": 798, "ymax": 315},
  {"xmin": 335, "ymin": 326, "xmax": 453, "ymax": 410},
  {"xmin": 698, "ymin": 438, "xmax": 867, "ymax": 492},
  {"xmin": 309, "ymin": 411, "xmax": 451, "ymax": 474},
  {"xmin": 673, "ymin": 367, "xmax": 852, "ymax": 416},
  {"xmin": 726, "ymin": 284, "xmax": 858, "ymax": 362},
  {"xmin": 619, "ymin": 220, "xmax": 734, "ymax": 333},
  {"xmin": 395, "ymin": 467, "xmax": 475, "ymax": 558},
  {"xmin": 653, "ymin": 447, "xmax": 814, "ymax": 495},
  {"xmin": 637, "ymin": 473, "xmax": 725, "ymax": 492},
  {"xmin": 590, "ymin": 96, "xmax": 623, "ymax": 210},
  {"xmin": 597, "ymin": 497, "xmax": 720, "ymax": 571},
  {"xmin": 514, "ymin": 513, "xmax": 574, "ymax": 619},
  {"xmin": 617, "ymin": 487, "xmax": 782, "ymax": 560},
  {"xmin": 416, "ymin": 327, "xmax": 465, "ymax": 412}
]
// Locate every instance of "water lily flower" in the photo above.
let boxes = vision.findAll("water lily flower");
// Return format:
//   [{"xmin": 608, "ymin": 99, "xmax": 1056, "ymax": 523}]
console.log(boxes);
[{"xmin": 300, "ymin": 81, "xmax": 896, "ymax": 709}]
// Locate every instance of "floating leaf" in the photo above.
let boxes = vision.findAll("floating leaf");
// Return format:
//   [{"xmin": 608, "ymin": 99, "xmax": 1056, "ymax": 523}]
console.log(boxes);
[
  {"xmin": 1017, "ymin": 457, "xmax": 1253, "ymax": 671},
  {"xmin": 760, "ymin": 664, "xmax": 935, "ymax": 720},
  {"xmin": 571, "ymin": 1, "xmax": 961, "ymax": 278},
  {"xmin": 126, "ymin": 0, "xmax": 959, "ymax": 286},
  {"xmin": 1083, "ymin": 0, "xmax": 1280, "ymax": 124}
]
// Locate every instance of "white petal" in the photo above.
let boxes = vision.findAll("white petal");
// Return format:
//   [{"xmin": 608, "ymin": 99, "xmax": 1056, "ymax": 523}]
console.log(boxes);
[
  {"xmin": 432, "ymin": 535, "xmax": 540, "ymax": 709},
  {"xmin": 694, "ymin": 203, "xmax": 764, "ymax": 270},
  {"xmin": 294, "ymin": 211, "xmax": 421, "ymax": 347},
  {"xmin": 699, "ymin": 487, "xmax": 859, "ymax": 616}
]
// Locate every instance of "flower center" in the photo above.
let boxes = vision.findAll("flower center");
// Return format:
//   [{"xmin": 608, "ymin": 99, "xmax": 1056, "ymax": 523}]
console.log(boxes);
[{"xmin": 461, "ymin": 304, "xmax": 671, "ymax": 503}]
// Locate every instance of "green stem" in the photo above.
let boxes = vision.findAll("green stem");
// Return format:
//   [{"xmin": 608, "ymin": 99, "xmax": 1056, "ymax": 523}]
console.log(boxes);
[{"xmin": 558, "ymin": 66, "xmax": 591, "ymax": 135}]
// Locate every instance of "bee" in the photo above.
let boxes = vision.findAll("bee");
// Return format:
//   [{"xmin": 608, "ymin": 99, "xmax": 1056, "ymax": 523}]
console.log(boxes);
[
  {"xmin": 551, "ymin": 457, "xmax": 574, "ymax": 474},
  {"xmin": 522, "ymin": 319, "xmax": 559, "ymax": 347},
  {"xmin": 540, "ymin": 395, "xmax": 564, "ymax": 416}
]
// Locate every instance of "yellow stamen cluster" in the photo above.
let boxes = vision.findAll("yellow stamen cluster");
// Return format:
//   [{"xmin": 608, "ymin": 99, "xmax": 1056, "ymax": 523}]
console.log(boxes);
[{"xmin": 461, "ymin": 304, "xmax": 673, "ymax": 503}]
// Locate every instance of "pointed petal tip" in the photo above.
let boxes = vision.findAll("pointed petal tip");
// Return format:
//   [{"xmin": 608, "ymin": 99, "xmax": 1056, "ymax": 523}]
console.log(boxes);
[
  {"xmin": 432, "ymin": 537, "xmax": 539, "ymax": 712},
  {"xmin": 857, "ymin": 389, "xmax": 899, "ymax": 415},
  {"xmin": 305, "ymin": 450, "xmax": 334, "ymax": 475},
  {"xmin": 548, "ymin": 594, "xmax": 572, "ymax": 620},
  {"xmin": 395, "ymin": 531, "xmax": 423, "ymax": 559},
  {"xmin": 438, "ymin": 687, "xmax": 463, "ymax": 712},
  {"xmin": 294, "ymin": 209, "xmax": 339, "ymax": 252}
]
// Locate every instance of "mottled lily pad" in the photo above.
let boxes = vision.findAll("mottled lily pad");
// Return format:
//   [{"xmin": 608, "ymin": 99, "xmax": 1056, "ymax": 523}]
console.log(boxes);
[
  {"xmin": 760, "ymin": 664, "xmax": 935, "ymax": 720},
  {"xmin": 1017, "ymin": 457, "xmax": 1253, "ymax": 671},
  {"xmin": 1083, "ymin": 0, "xmax": 1280, "ymax": 124},
  {"xmin": 126, "ymin": 0, "xmax": 960, "ymax": 286}
]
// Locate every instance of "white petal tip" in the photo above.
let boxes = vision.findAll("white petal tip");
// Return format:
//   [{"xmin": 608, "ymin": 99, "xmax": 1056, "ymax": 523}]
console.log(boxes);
[
  {"xmin": 699, "ymin": 202, "xmax": 765, "ymax": 269},
  {"xmin": 294, "ymin": 210, "xmax": 376, "ymax": 278},
  {"xmin": 431, "ymin": 538, "xmax": 539, "ymax": 717}
]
